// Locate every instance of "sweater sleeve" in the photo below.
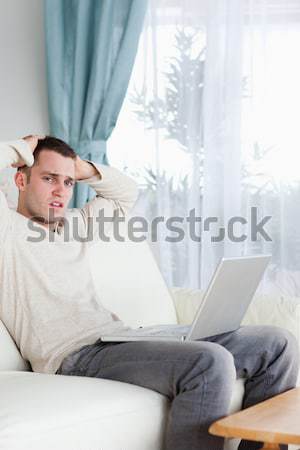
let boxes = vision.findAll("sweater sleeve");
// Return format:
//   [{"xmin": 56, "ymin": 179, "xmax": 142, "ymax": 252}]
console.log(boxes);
[
  {"xmin": 0, "ymin": 140, "xmax": 34, "ymax": 241},
  {"xmin": 65, "ymin": 162, "xmax": 138, "ymax": 243}
]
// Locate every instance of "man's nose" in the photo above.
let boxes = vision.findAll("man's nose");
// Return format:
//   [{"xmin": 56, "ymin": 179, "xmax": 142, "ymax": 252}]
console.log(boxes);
[{"xmin": 52, "ymin": 183, "xmax": 65, "ymax": 196}]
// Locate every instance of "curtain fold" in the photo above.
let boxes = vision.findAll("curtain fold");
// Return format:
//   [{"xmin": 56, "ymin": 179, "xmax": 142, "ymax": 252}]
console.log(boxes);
[
  {"xmin": 44, "ymin": 0, "xmax": 147, "ymax": 207},
  {"xmin": 201, "ymin": 0, "xmax": 244, "ymax": 287}
]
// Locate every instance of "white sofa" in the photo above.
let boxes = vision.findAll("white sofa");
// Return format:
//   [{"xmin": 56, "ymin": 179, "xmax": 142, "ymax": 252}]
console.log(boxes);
[{"xmin": 0, "ymin": 236, "xmax": 299, "ymax": 450}]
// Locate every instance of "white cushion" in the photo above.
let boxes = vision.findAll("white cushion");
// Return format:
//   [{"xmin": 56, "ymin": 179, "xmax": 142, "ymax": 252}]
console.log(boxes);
[
  {"xmin": 0, "ymin": 371, "xmax": 244, "ymax": 450},
  {"xmin": 242, "ymin": 293, "xmax": 300, "ymax": 345},
  {"xmin": 170, "ymin": 287, "xmax": 205, "ymax": 325},
  {"xmin": 89, "ymin": 235, "xmax": 178, "ymax": 328},
  {"xmin": 0, "ymin": 371, "xmax": 168, "ymax": 450}
]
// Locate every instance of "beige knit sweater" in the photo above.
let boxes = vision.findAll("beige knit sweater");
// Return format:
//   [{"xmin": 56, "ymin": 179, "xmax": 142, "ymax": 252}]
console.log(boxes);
[{"xmin": 0, "ymin": 140, "xmax": 137, "ymax": 374}]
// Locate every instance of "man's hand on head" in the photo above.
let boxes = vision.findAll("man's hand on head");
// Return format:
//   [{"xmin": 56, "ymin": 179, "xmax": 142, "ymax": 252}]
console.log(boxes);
[
  {"xmin": 23, "ymin": 135, "xmax": 45, "ymax": 153},
  {"xmin": 74, "ymin": 155, "xmax": 100, "ymax": 181},
  {"xmin": 11, "ymin": 134, "xmax": 45, "ymax": 168}
]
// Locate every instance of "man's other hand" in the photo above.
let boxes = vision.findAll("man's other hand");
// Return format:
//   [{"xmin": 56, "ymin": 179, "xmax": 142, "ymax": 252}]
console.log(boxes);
[
  {"xmin": 74, "ymin": 155, "xmax": 99, "ymax": 181},
  {"xmin": 11, "ymin": 134, "xmax": 45, "ymax": 168}
]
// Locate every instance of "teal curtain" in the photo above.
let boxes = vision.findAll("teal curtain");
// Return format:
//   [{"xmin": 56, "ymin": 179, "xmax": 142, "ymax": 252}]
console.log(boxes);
[{"xmin": 44, "ymin": 0, "xmax": 147, "ymax": 207}]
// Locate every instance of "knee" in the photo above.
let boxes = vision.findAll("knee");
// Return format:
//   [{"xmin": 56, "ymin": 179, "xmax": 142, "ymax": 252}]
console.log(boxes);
[
  {"xmin": 195, "ymin": 343, "xmax": 236, "ymax": 386},
  {"xmin": 261, "ymin": 326, "xmax": 298, "ymax": 354},
  {"xmin": 211, "ymin": 344, "xmax": 236, "ymax": 378},
  {"xmin": 275, "ymin": 327, "xmax": 299, "ymax": 365},
  {"xmin": 258, "ymin": 326, "xmax": 299, "ymax": 370}
]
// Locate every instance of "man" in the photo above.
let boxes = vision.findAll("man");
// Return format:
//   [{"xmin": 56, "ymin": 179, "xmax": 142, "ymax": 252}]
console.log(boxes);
[{"xmin": 0, "ymin": 135, "xmax": 299, "ymax": 450}]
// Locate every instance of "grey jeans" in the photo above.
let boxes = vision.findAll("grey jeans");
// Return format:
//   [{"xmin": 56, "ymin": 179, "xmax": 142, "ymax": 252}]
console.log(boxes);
[{"xmin": 56, "ymin": 325, "xmax": 299, "ymax": 450}]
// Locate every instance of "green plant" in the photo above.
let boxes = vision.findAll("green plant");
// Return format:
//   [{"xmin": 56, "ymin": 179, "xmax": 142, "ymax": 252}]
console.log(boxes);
[{"xmin": 130, "ymin": 27, "xmax": 205, "ymax": 153}]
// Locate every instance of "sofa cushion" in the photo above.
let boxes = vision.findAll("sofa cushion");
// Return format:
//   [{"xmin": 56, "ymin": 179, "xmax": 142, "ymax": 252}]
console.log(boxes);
[
  {"xmin": 89, "ymin": 231, "xmax": 178, "ymax": 328},
  {"xmin": 0, "ymin": 371, "xmax": 168, "ymax": 450},
  {"xmin": 242, "ymin": 293, "xmax": 300, "ymax": 345},
  {"xmin": 0, "ymin": 371, "xmax": 244, "ymax": 450}
]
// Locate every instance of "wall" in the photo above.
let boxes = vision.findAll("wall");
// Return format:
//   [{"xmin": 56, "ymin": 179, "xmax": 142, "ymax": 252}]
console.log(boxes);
[{"xmin": 0, "ymin": 0, "xmax": 49, "ymax": 140}]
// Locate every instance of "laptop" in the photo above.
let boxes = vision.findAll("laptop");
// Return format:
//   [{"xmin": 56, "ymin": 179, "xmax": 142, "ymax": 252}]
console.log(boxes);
[{"xmin": 101, "ymin": 255, "xmax": 271, "ymax": 343}]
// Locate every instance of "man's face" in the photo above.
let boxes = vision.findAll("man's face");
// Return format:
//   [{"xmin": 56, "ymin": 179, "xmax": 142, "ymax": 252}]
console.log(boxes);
[{"xmin": 20, "ymin": 150, "xmax": 75, "ymax": 224}]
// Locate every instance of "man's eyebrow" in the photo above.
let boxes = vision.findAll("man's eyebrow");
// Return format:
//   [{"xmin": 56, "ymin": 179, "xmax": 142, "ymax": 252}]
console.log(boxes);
[{"xmin": 40, "ymin": 171, "xmax": 75, "ymax": 181}]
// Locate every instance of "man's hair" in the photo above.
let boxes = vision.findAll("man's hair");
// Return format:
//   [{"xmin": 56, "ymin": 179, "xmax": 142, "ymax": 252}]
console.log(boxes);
[{"xmin": 17, "ymin": 136, "xmax": 77, "ymax": 182}]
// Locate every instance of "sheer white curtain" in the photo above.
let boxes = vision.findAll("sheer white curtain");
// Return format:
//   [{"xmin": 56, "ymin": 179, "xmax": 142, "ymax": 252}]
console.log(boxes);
[
  {"xmin": 107, "ymin": 0, "xmax": 300, "ymax": 294},
  {"xmin": 109, "ymin": 0, "xmax": 300, "ymax": 297},
  {"xmin": 201, "ymin": 0, "xmax": 244, "ymax": 287},
  {"xmin": 240, "ymin": 0, "xmax": 300, "ymax": 298}
]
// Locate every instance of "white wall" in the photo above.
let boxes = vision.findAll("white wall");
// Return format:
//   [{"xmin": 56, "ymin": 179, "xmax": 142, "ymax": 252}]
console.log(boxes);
[{"xmin": 0, "ymin": 0, "xmax": 49, "ymax": 140}]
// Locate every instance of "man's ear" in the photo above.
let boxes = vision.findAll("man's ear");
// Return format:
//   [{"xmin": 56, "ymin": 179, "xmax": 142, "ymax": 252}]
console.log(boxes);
[{"xmin": 14, "ymin": 171, "xmax": 28, "ymax": 192}]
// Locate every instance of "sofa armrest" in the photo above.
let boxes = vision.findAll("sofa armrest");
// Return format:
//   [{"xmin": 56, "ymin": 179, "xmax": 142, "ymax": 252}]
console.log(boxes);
[
  {"xmin": 169, "ymin": 287, "xmax": 300, "ymax": 345},
  {"xmin": 241, "ymin": 294, "xmax": 300, "ymax": 344}
]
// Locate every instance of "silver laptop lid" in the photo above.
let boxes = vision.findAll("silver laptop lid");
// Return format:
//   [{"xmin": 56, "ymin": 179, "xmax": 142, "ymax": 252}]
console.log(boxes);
[{"xmin": 187, "ymin": 255, "xmax": 271, "ymax": 340}]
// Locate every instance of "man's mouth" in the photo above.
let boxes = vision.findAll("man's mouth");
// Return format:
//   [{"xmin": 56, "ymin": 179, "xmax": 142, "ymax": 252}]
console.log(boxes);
[{"xmin": 49, "ymin": 201, "xmax": 64, "ymax": 209}]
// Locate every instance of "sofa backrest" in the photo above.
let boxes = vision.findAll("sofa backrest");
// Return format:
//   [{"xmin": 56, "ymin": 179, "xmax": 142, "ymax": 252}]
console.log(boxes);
[
  {"xmin": 89, "ymin": 238, "xmax": 178, "ymax": 328},
  {"xmin": 0, "ymin": 230, "xmax": 177, "ymax": 371}
]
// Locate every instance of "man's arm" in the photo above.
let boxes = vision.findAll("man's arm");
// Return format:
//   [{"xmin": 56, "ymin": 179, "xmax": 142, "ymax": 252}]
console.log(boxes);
[
  {"xmin": 0, "ymin": 136, "xmax": 43, "ymax": 240},
  {"xmin": 74, "ymin": 156, "xmax": 99, "ymax": 181},
  {"xmin": 68, "ymin": 158, "xmax": 139, "ymax": 242},
  {"xmin": 0, "ymin": 140, "xmax": 34, "ymax": 171}
]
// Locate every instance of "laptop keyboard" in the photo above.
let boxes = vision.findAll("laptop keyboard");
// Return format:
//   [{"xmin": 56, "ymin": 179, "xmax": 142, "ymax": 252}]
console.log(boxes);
[{"xmin": 134, "ymin": 324, "xmax": 191, "ymax": 337}]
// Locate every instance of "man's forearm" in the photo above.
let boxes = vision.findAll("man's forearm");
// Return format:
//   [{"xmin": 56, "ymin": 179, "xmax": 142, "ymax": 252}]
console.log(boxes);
[
  {"xmin": 76, "ymin": 162, "xmax": 138, "ymax": 217},
  {"xmin": 75, "ymin": 157, "xmax": 101, "ymax": 181}
]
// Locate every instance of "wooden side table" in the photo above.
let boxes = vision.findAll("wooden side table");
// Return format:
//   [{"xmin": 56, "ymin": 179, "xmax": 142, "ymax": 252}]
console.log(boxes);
[{"xmin": 209, "ymin": 387, "xmax": 300, "ymax": 449}]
